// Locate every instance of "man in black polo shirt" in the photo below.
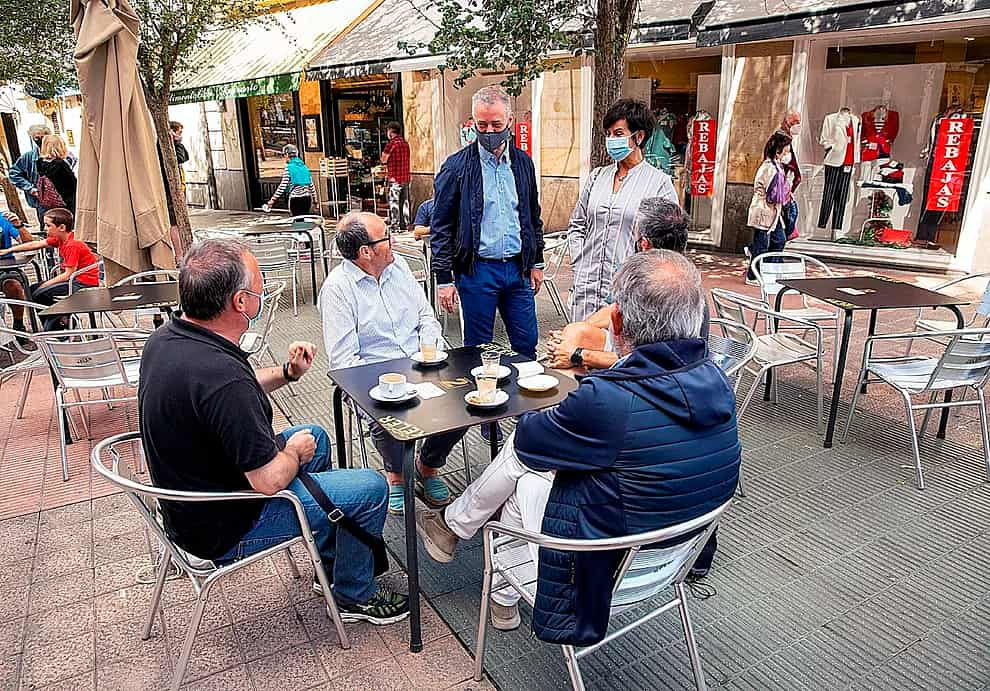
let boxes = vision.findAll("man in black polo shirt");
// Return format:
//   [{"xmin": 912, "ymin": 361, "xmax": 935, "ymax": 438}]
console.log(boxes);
[{"xmin": 139, "ymin": 239, "xmax": 408, "ymax": 625}]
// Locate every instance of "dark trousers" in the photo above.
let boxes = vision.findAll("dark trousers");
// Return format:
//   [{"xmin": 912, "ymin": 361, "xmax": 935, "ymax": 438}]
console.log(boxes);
[
  {"xmin": 747, "ymin": 223, "xmax": 786, "ymax": 280},
  {"xmin": 369, "ymin": 423, "xmax": 465, "ymax": 474},
  {"xmin": 456, "ymin": 258, "xmax": 538, "ymax": 359},
  {"xmin": 289, "ymin": 195, "xmax": 312, "ymax": 217},
  {"xmin": 30, "ymin": 280, "xmax": 85, "ymax": 331},
  {"xmin": 817, "ymin": 165, "xmax": 852, "ymax": 230},
  {"xmin": 782, "ymin": 199, "xmax": 799, "ymax": 240}
]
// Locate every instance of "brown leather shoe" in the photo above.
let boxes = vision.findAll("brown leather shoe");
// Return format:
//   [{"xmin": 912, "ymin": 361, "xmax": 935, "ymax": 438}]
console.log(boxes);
[{"xmin": 415, "ymin": 509, "xmax": 458, "ymax": 563}]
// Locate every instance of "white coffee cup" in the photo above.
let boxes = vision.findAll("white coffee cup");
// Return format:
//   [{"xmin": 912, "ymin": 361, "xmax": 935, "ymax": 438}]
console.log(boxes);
[{"xmin": 379, "ymin": 373, "xmax": 407, "ymax": 398}]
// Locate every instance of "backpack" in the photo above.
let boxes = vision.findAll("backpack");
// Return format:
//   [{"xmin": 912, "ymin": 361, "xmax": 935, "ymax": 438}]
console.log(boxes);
[
  {"xmin": 37, "ymin": 175, "xmax": 65, "ymax": 209},
  {"xmin": 286, "ymin": 157, "xmax": 312, "ymax": 187}
]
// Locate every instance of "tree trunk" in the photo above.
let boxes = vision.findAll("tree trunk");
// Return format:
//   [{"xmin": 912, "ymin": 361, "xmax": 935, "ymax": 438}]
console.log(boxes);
[
  {"xmin": 0, "ymin": 154, "xmax": 28, "ymax": 223},
  {"xmin": 146, "ymin": 90, "xmax": 193, "ymax": 258},
  {"xmin": 590, "ymin": 0, "xmax": 638, "ymax": 169}
]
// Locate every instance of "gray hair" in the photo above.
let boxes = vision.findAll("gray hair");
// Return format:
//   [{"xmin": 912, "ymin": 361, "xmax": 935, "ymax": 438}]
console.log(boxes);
[
  {"xmin": 612, "ymin": 250, "xmax": 704, "ymax": 349},
  {"xmin": 635, "ymin": 198, "xmax": 690, "ymax": 253},
  {"xmin": 471, "ymin": 85, "xmax": 512, "ymax": 117},
  {"xmin": 283, "ymin": 144, "xmax": 299, "ymax": 157},
  {"xmin": 28, "ymin": 124, "xmax": 52, "ymax": 139},
  {"xmin": 179, "ymin": 239, "xmax": 251, "ymax": 320},
  {"xmin": 335, "ymin": 212, "xmax": 373, "ymax": 261}
]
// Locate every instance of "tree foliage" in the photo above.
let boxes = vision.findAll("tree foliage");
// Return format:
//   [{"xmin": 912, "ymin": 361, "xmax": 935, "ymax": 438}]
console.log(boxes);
[{"xmin": 0, "ymin": 0, "xmax": 76, "ymax": 96}]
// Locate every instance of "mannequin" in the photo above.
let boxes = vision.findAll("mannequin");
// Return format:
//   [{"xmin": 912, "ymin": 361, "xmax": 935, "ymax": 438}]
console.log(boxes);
[
  {"xmin": 818, "ymin": 107, "xmax": 862, "ymax": 230},
  {"xmin": 861, "ymin": 104, "xmax": 900, "ymax": 162}
]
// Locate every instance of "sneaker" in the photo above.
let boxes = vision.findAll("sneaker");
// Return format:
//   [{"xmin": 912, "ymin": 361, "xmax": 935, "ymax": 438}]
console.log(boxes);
[
  {"xmin": 686, "ymin": 566, "xmax": 710, "ymax": 582},
  {"xmin": 415, "ymin": 509, "xmax": 459, "ymax": 563},
  {"xmin": 312, "ymin": 568, "xmax": 334, "ymax": 595},
  {"xmin": 490, "ymin": 601, "xmax": 521, "ymax": 631},
  {"xmin": 388, "ymin": 485, "xmax": 404, "ymax": 515},
  {"xmin": 416, "ymin": 473, "xmax": 451, "ymax": 508},
  {"xmin": 480, "ymin": 423, "xmax": 503, "ymax": 444},
  {"xmin": 334, "ymin": 584, "xmax": 410, "ymax": 625}
]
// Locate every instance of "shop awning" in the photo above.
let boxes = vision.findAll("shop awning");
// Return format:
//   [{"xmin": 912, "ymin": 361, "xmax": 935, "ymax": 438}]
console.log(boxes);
[
  {"xmin": 697, "ymin": 0, "xmax": 990, "ymax": 47},
  {"xmin": 305, "ymin": 0, "xmax": 441, "ymax": 80},
  {"xmin": 630, "ymin": 0, "xmax": 714, "ymax": 45},
  {"xmin": 170, "ymin": 0, "xmax": 376, "ymax": 105}
]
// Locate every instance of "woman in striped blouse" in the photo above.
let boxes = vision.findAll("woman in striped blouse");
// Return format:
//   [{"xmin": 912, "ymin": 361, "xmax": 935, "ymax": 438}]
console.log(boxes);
[
  {"xmin": 264, "ymin": 144, "xmax": 318, "ymax": 216},
  {"xmin": 567, "ymin": 99, "xmax": 678, "ymax": 322}
]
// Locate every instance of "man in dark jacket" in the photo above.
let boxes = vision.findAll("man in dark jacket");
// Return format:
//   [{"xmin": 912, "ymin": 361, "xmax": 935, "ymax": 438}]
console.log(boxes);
[
  {"xmin": 416, "ymin": 250, "xmax": 740, "ymax": 644},
  {"xmin": 431, "ymin": 85, "xmax": 544, "ymax": 359}
]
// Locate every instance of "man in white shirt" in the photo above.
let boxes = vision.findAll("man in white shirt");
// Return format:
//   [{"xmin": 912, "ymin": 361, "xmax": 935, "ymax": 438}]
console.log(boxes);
[{"xmin": 319, "ymin": 212, "xmax": 464, "ymax": 514}]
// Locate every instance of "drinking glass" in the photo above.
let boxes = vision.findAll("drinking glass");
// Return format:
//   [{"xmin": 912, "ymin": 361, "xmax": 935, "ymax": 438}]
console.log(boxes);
[
  {"xmin": 480, "ymin": 351, "xmax": 500, "ymax": 377},
  {"xmin": 475, "ymin": 373, "xmax": 498, "ymax": 403},
  {"xmin": 419, "ymin": 330, "xmax": 438, "ymax": 361}
]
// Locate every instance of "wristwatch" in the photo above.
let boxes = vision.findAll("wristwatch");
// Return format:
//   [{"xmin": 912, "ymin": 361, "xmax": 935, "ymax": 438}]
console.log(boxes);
[
  {"xmin": 570, "ymin": 348, "xmax": 585, "ymax": 368},
  {"xmin": 283, "ymin": 362, "xmax": 301, "ymax": 382}
]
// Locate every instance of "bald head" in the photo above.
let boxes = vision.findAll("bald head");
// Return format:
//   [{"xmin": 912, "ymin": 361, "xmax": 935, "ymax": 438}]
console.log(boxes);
[
  {"xmin": 179, "ymin": 238, "xmax": 253, "ymax": 320},
  {"xmin": 612, "ymin": 250, "xmax": 705, "ymax": 350},
  {"xmin": 335, "ymin": 212, "xmax": 386, "ymax": 261}
]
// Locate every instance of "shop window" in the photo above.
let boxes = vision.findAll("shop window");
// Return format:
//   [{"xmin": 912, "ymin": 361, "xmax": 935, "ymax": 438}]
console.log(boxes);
[{"xmin": 246, "ymin": 92, "xmax": 299, "ymax": 182}]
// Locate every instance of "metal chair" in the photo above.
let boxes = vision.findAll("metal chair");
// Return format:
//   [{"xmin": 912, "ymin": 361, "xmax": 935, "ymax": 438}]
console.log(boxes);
[
  {"xmin": 67, "ymin": 260, "xmax": 103, "ymax": 294},
  {"xmin": 111, "ymin": 270, "xmax": 179, "ymax": 328},
  {"xmin": 541, "ymin": 233, "xmax": 570, "ymax": 320},
  {"xmin": 711, "ymin": 289, "xmax": 825, "ymax": 434},
  {"xmin": 34, "ymin": 328, "xmax": 148, "ymax": 481},
  {"xmin": 91, "ymin": 432, "xmax": 349, "ymax": 691},
  {"xmin": 246, "ymin": 235, "xmax": 299, "ymax": 316},
  {"xmin": 906, "ymin": 272, "xmax": 990, "ymax": 355},
  {"xmin": 239, "ymin": 281, "xmax": 293, "ymax": 394},
  {"xmin": 841, "ymin": 328, "xmax": 990, "ymax": 489},
  {"xmin": 473, "ymin": 499, "xmax": 732, "ymax": 691},
  {"xmin": 0, "ymin": 299, "xmax": 47, "ymax": 419},
  {"xmin": 708, "ymin": 317, "xmax": 758, "ymax": 389}
]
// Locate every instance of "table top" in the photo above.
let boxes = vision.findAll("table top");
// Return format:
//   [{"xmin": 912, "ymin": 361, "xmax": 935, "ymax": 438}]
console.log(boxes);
[
  {"xmin": 0, "ymin": 253, "xmax": 38, "ymax": 269},
  {"xmin": 242, "ymin": 220, "xmax": 319, "ymax": 236},
  {"xmin": 39, "ymin": 282, "xmax": 179, "ymax": 317},
  {"xmin": 779, "ymin": 276, "xmax": 970, "ymax": 311},
  {"xmin": 328, "ymin": 344, "xmax": 578, "ymax": 442}
]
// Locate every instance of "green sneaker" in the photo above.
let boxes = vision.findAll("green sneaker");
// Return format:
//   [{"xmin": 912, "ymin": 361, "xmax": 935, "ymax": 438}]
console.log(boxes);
[
  {"xmin": 334, "ymin": 584, "xmax": 410, "ymax": 625},
  {"xmin": 417, "ymin": 474, "xmax": 451, "ymax": 508},
  {"xmin": 388, "ymin": 485, "xmax": 404, "ymax": 515}
]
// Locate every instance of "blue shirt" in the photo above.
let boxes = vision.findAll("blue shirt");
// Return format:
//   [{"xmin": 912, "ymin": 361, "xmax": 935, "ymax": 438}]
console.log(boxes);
[
  {"xmin": 0, "ymin": 215, "xmax": 21, "ymax": 249},
  {"xmin": 478, "ymin": 143, "xmax": 522, "ymax": 259},
  {"xmin": 414, "ymin": 199, "xmax": 434, "ymax": 227}
]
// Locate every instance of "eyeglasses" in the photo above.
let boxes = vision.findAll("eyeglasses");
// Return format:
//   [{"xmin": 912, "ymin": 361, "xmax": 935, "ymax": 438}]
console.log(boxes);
[{"xmin": 364, "ymin": 233, "xmax": 391, "ymax": 248}]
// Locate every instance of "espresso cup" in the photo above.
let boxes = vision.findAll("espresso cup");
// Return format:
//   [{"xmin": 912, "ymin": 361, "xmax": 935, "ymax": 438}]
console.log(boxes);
[{"xmin": 379, "ymin": 373, "xmax": 407, "ymax": 399}]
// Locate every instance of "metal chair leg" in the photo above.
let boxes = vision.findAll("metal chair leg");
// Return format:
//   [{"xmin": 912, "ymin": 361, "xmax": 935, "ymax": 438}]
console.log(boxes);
[
  {"xmin": 56, "ymin": 388, "xmax": 70, "ymax": 482},
  {"xmin": 292, "ymin": 271, "xmax": 299, "ymax": 317},
  {"xmin": 675, "ymin": 582, "xmax": 709, "ymax": 691},
  {"xmin": 461, "ymin": 438, "xmax": 472, "ymax": 484},
  {"xmin": 736, "ymin": 367, "xmax": 768, "ymax": 422},
  {"xmin": 561, "ymin": 645, "xmax": 586, "ymax": 691},
  {"xmin": 918, "ymin": 391, "xmax": 940, "ymax": 440},
  {"xmin": 172, "ymin": 581, "xmax": 214, "ymax": 690},
  {"xmin": 16, "ymin": 369, "xmax": 33, "ymax": 418},
  {"xmin": 815, "ymin": 352, "xmax": 824, "ymax": 436},
  {"xmin": 840, "ymin": 368, "xmax": 869, "ymax": 443},
  {"xmin": 355, "ymin": 414, "xmax": 370, "ymax": 470},
  {"xmin": 473, "ymin": 560, "xmax": 494, "ymax": 682},
  {"xmin": 283, "ymin": 548, "xmax": 301, "ymax": 579},
  {"xmin": 901, "ymin": 392, "xmax": 925, "ymax": 490},
  {"xmin": 142, "ymin": 552, "xmax": 170, "ymax": 640},
  {"xmin": 978, "ymin": 389, "xmax": 990, "ymax": 482}
]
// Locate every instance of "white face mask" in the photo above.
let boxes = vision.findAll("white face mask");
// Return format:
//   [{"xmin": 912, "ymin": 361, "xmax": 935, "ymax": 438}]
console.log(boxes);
[
  {"xmin": 790, "ymin": 124, "xmax": 802, "ymax": 137},
  {"xmin": 781, "ymin": 152, "xmax": 793, "ymax": 165}
]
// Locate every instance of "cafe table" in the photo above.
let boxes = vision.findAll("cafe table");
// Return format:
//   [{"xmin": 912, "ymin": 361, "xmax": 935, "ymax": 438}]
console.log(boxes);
[
  {"xmin": 241, "ymin": 218, "xmax": 322, "ymax": 297},
  {"xmin": 0, "ymin": 252, "xmax": 45, "ymax": 288},
  {"xmin": 774, "ymin": 275, "xmax": 968, "ymax": 448},
  {"xmin": 327, "ymin": 343, "xmax": 577, "ymax": 652}
]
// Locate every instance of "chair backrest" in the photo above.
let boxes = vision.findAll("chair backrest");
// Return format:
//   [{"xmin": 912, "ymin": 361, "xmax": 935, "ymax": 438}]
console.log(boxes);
[
  {"xmin": 68, "ymin": 260, "xmax": 103, "ymax": 295},
  {"xmin": 710, "ymin": 288, "xmax": 768, "ymax": 326},
  {"xmin": 927, "ymin": 329, "xmax": 990, "ymax": 390},
  {"xmin": 35, "ymin": 328, "xmax": 148, "ymax": 389},
  {"xmin": 239, "ymin": 280, "xmax": 286, "ymax": 354},
  {"xmin": 708, "ymin": 318, "xmax": 758, "ymax": 380},
  {"xmin": 0, "ymin": 298, "xmax": 46, "ymax": 359},
  {"xmin": 751, "ymin": 251, "xmax": 833, "ymax": 302},
  {"xmin": 111, "ymin": 270, "xmax": 179, "ymax": 287},
  {"xmin": 393, "ymin": 246, "xmax": 428, "ymax": 283},
  {"xmin": 542, "ymin": 235, "xmax": 569, "ymax": 281},
  {"xmin": 975, "ymin": 278, "xmax": 990, "ymax": 320},
  {"xmin": 247, "ymin": 236, "xmax": 294, "ymax": 272}
]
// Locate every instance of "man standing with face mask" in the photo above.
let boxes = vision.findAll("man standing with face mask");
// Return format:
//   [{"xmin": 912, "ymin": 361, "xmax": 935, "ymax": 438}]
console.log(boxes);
[
  {"xmin": 431, "ymin": 85, "xmax": 544, "ymax": 360},
  {"xmin": 9, "ymin": 124, "xmax": 54, "ymax": 227}
]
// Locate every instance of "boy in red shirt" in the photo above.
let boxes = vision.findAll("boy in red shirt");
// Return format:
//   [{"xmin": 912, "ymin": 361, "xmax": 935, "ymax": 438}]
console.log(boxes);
[{"xmin": 1, "ymin": 207, "xmax": 99, "ymax": 329}]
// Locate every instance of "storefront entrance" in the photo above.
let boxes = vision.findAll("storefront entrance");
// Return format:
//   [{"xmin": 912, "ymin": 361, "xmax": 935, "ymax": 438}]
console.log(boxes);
[{"xmin": 239, "ymin": 91, "xmax": 303, "ymax": 209}]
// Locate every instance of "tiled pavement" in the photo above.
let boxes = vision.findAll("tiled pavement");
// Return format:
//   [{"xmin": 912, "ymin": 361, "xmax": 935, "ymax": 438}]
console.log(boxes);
[{"xmin": 3, "ymin": 208, "xmax": 990, "ymax": 689}]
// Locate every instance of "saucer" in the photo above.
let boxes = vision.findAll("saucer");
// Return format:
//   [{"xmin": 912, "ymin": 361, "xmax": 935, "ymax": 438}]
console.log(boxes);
[
  {"xmin": 517, "ymin": 374, "xmax": 558, "ymax": 392},
  {"xmin": 369, "ymin": 383, "xmax": 418, "ymax": 404},
  {"xmin": 464, "ymin": 389, "xmax": 509, "ymax": 408},
  {"xmin": 411, "ymin": 350, "xmax": 448, "ymax": 366},
  {"xmin": 470, "ymin": 365, "xmax": 512, "ymax": 380}
]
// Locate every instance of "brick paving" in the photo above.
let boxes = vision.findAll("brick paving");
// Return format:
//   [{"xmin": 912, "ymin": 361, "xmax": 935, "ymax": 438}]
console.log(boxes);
[{"xmin": 2, "ymin": 208, "xmax": 989, "ymax": 689}]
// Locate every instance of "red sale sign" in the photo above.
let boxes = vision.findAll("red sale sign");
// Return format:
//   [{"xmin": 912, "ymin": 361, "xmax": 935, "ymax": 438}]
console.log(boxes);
[
  {"xmin": 925, "ymin": 115, "xmax": 974, "ymax": 212},
  {"xmin": 690, "ymin": 119, "xmax": 716, "ymax": 197},
  {"xmin": 515, "ymin": 122, "xmax": 532, "ymax": 155}
]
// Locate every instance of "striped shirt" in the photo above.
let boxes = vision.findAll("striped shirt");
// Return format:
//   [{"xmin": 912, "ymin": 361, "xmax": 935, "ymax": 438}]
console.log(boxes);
[
  {"xmin": 271, "ymin": 168, "xmax": 317, "ymax": 201},
  {"xmin": 567, "ymin": 161, "xmax": 677, "ymax": 321}
]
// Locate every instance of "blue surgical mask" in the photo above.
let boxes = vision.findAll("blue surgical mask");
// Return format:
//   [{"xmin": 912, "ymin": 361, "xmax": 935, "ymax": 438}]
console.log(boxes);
[
  {"xmin": 477, "ymin": 127, "xmax": 511, "ymax": 154},
  {"xmin": 241, "ymin": 289, "xmax": 265, "ymax": 328},
  {"xmin": 605, "ymin": 135, "xmax": 634, "ymax": 162}
]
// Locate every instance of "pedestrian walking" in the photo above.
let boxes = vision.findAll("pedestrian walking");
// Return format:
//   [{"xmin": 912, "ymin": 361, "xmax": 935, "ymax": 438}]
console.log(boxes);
[
  {"xmin": 566, "ymin": 98, "xmax": 677, "ymax": 321},
  {"xmin": 380, "ymin": 121, "xmax": 411, "ymax": 231},
  {"xmin": 746, "ymin": 131, "xmax": 794, "ymax": 280},
  {"xmin": 37, "ymin": 135, "xmax": 77, "ymax": 213},
  {"xmin": 9, "ymin": 124, "xmax": 53, "ymax": 226},
  {"xmin": 264, "ymin": 144, "xmax": 317, "ymax": 216},
  {"xmin": 431, "ymin": 84, "xmax": 544, "ymax": 360}
]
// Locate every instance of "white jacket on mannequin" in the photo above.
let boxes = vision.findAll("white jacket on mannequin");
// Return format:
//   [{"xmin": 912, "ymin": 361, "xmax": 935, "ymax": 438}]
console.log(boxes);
[{"xmin": 820, "ymin": 111, "xmax": 862, "ymax": 167}]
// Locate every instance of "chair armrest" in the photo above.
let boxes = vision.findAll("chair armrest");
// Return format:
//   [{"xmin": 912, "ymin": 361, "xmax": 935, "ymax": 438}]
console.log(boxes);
[{"xmin": 932, "ymin": 272, "xmax": 990, "ymax": 292}]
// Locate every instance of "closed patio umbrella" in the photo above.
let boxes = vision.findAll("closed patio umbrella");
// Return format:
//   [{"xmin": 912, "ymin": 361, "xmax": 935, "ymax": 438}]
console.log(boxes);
[{"xmin": 71, "ymin": 0, "xmax": 174, "ymax": 284}]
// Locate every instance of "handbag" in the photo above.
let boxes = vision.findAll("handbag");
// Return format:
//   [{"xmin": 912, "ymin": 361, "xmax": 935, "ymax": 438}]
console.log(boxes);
[
  {"xmin": 296, "ymin": 471, "xmax": 390, "ymax": 577},
  {"xmin": 36, "ymin": 175, "xmax": 66, "ymax": 209}
]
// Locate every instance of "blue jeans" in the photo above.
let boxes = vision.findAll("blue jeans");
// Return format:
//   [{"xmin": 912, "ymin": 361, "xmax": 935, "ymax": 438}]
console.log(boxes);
[
  {"xmin": 782, "ymin": 199, "xmax": 798, "ymax": 240},
  {"xmin": 215, "ymin": 425, "xmax": 388, "ymax": 605},
  {"xmin": 747, "ymin": 223, "xmax": 787, "ymax": 280},
  {"xmin": 456, "ymin": 258, "xmax": 537, "ymax": 359}
]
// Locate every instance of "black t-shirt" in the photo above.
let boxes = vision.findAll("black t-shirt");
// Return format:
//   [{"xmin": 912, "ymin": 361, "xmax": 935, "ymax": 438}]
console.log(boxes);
[{"xmin": 138, "ymin": 318, "xmax": 281, "ymax": 559}]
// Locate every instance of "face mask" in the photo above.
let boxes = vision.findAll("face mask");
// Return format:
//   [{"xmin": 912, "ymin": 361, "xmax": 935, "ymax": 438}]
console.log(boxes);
[
  {"xmin": 476, "ymin": 127, "xmax": 511, "ymax": 154},
  {"xmin": 241, "ymin": 289, "xmax": 265, "ymax": 328},
  {"xmin": 781, "ymin": 152, "xmax": 793, "ymax": 165},
  {"xmin": 33, "ymin": 137, "xmax": 43, "ymax": 149},
  {"xmin": 605, "ymin": 135, "xmax": 634, "ymax": 162},
  {"xmin": 789, "ymin": 124, "xmax": 802, "ymax": 137}
]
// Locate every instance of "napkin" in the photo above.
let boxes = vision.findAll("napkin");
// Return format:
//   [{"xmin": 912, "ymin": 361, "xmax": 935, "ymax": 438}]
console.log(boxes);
[
  {"xmin": 513, "ymin": 361, "xmax": 544, "ymax": 378},
  {"xmin": 414, "ymin": 382, "xmax": 446, "ymax": 399}
]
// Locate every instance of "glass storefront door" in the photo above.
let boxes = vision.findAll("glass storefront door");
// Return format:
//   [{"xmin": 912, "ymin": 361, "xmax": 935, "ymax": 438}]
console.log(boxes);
[{"xmin": 245, "ymin": 92, "xmax": 301, "ymax": 207}]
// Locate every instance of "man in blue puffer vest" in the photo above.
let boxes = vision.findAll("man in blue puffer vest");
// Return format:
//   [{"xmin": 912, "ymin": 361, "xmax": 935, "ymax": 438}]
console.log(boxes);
[{"xmin": 416, "ymin": 249, "xmax": 741, "ymax": 645}]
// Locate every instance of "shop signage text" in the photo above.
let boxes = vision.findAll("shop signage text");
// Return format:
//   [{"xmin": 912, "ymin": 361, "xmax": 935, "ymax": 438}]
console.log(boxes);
[
  {"xmin": 925, "ymin": 115, "xmax": 974, "ymax": 213},
  {"xmin": 691, "ymin": 120, "xmax": 716, "ymax": 197},
  {"xmin": 515, "ymin": 122, "xmax": 532, "ymax": 155}
]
